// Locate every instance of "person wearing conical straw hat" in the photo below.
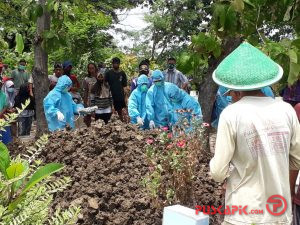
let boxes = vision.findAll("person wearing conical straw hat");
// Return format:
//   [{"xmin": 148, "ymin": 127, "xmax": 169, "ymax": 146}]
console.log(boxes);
[
  {"xmin": 211, "ymin": 85, "xmax": 275, "ymax": 129},
  {"xmin": 209, "ymin": 42, "xmax": 300, "ymax": 225}
]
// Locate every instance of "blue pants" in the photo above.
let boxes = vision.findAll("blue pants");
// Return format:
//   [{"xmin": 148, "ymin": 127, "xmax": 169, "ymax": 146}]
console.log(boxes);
[{"xmin": 0, "ymin": 126, "xmax": 12, "ymax": 145}]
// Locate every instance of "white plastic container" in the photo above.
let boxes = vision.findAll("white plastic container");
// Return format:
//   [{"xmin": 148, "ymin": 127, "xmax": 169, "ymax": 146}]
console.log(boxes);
[{"xmin": 162, "ymin": 205, "xmax": 209, "ymax": 225}]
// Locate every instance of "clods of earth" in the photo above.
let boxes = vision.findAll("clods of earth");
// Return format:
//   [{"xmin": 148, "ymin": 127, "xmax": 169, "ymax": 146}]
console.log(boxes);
[{"xmin": 10, "ymin": 117, "xmax": 224, "ymax": 224}]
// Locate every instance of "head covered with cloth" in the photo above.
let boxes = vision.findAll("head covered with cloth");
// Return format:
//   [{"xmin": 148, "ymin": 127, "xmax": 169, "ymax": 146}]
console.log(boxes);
[
  {"xmin": 165, "ymin": 85, "xmax": 202, "ymax": 125},
  {"xmin": 145, "ymin": 70, "xmax": 175, "ymax": 129},
  {"xmin": 128, "ymin": 74, "xmax": 150, "ymax": 129},
  {"xmin": 43, "ymin": 75, "xmax": 81, "ymax": 132}
]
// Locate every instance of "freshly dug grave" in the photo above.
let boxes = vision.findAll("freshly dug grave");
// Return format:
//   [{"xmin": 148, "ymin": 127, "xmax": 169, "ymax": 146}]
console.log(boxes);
[{"xmin": 41, "ymin": 118, "xmax": 224, "ymax": 225}]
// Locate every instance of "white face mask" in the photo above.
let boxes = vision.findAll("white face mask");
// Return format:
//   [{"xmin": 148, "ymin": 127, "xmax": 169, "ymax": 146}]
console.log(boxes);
[{"xmin": 7, "ymin": 87, "xmax": 15, "ymax": 93}]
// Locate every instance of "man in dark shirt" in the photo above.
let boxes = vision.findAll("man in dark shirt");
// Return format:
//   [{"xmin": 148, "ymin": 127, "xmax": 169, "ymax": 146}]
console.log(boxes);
[{"xmin": 105, "ymin": 57, "xmax": 127, "ymax": 122}]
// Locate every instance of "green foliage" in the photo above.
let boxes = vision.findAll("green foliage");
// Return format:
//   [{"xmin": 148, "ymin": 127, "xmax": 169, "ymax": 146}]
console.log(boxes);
[
  {"xmin": 49, "ymin": 206, "xmax": 80, "ymax": 225},
  {"xmin": 0, "ymin": 50, "xmax": 34, "ymax": 75},
  {"xmin": 232, "ymin": 0, "xmax": 245, "ymax": 12},
  {"xmin": 191, "ymin": 33, "xmax": 222, "ymax": 59},
  {"xmin": 0, "ymin": 100, "xmax": 30, "ymax": 133},
  {"xmin": 0, "ymin": 135, "xmax": 64, "ymax": 211},
  {"xmin": 0, "ymin": 0, "xmax": 149, "ymax": 76},
  {"xmin": 143, "ymin": 116, "xmax": 208, "ymax": 208},
  {"xmin": 0, "ymin": 37, "xmax": 9, "ymax": 50},
  {"xmin": 0, "ymin": 137, "xmax": 79, "ymax": 224},
  {"xmin": 24, "ymin": 135, "xmax": 48, "ymax": 165},
  {"xmin": 119, "ymin": 55, "xmax": 139, "ymax": 80},
  {"xmin": 15, "ymin": 33, "xmax": 24, "ymax": 55},
  {"xmin": 212, "ymin": 3, "xmax": 239, "ymax": 36},
  {"xmin": 48, "ymin": 3, "xmax": 112, "ymax": 66},
  {"xmin": 174, "ymin": 0, "xmax": 300, "ymax": 88},
  {"xmin": 0, "ymin": 102, "xmax": 80, "ymax": 224},
  {"xmin": 260, "ymin": 38, "xmax": 300, "ymax": 86},
  {"xmin": 20, "ymin": 163, "xmax": 64, "ymax": 196},
  {"xmin": 143, "ymin": 0, "xmax": 209, "ymax": 61},
  {"xmin": 0, "ymin": 143, "xmax": 11, "ymax": 178},
  {"xmin": 210, "ymin": 0, "xmax": 300, "ymax": 85},
  {"xmin": 176, "ymin": 32, "xmax": 221, "ymax": 84}
]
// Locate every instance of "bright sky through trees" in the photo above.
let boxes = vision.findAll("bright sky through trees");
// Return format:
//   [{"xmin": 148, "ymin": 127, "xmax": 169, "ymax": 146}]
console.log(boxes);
[{"xmin": 110, "ymin": 6, "xmax": 149, "ymax": 48}]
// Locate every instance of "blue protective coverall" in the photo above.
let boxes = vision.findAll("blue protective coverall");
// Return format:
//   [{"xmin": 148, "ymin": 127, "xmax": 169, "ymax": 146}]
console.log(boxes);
[
  {"xmin": 211, "ymin": 86, "xmax": 275, "ymax": 128},
  {"xmin": 128, "ymin": 75, "xmax": 149, "ymax": 129},
  {"xmin": 261, "ymin": 86, "xmax": 275, "ymax": 98},
  {"xmin": 43, "ymin": 75, "xmax": 79, "ymax": 132},
  {"xmin": 211, "ymin": 86, "xmax": 232, "ymax": 128},
  {"xmin": 145, "ymin": 70, "xmax": 174, "ymax": 127},
  {"xmin": 165, "ymin": 85, "xmax": 202, "ymax": 125}
]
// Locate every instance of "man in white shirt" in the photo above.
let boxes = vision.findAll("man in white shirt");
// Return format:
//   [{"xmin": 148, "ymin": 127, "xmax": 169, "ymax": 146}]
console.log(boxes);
[{"xmin": 210, "ymin": 42, "xmax": 300, "ymax": 225}]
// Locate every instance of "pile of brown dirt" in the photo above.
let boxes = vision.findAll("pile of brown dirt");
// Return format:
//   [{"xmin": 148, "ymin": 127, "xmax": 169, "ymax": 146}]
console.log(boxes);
[{"xmin": 40, "ymin": 118, "xmax": 223, "ymax": 225}]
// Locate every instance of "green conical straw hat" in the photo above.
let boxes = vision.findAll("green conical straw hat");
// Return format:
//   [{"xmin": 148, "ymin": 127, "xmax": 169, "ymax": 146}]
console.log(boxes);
[{"xmin": 212, "ymin": 42, "xmax": 283, "ymax": 90}]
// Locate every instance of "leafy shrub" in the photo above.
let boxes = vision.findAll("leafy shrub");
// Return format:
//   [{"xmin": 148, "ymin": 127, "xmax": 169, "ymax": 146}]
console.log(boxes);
[
  {"xmin": 142, "ymin": 112, "xmax": 209, "ymax": 208},
  {"xmin": 0, "ymin": 101, "xmax": 80, "ymax": 225}
]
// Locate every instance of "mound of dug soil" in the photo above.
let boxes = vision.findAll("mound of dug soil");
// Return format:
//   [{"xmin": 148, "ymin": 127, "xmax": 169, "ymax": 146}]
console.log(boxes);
[{"xmin": 41, "ymin": 118, "xmax": 224, "ymax": 225}]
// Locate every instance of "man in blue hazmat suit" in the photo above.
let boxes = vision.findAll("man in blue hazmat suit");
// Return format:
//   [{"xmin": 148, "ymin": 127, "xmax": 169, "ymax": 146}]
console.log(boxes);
[
  {"xmin": 43, "ymin": 75, "xmax": 82, "ymax": 132},
  {"xmin": 261, "ymin": 86, "xmax": 275, "ymax": 98},
  {"xmin": 146, "ymin": 70, "xmax": 175, "ymax": 129},
  {"xmin": 165, "ymin": 85, "xmax": 202, "ymax": 125},
  {"xmin": 211, "ymin": 85, "xmax": 275, "ymax": 128},
  {"xmin": 211, "ymin": 86, "xmax": 232, "ymax": 128},
  {"xmin": 128, "ymin": 74, "xmax": 150, "ymax": 129}
]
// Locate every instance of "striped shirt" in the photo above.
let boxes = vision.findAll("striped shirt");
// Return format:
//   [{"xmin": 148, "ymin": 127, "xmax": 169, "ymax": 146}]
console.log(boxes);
[{"xmin": 163, "ymin": 69, "xmax": 188, "ymax": 88}]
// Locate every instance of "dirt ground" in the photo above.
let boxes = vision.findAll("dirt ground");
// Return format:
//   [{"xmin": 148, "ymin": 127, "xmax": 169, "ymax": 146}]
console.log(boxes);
[{"xmin": 9, "ymin": 117, "xmax": 224, "ymax": 224}]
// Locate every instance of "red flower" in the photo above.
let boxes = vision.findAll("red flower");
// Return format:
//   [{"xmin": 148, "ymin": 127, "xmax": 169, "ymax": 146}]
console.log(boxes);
[
  {"xmin": 166, "ymin": 144, "xmax": 173, "ymax": 149},
  {"xmin": 162, "ymin": 127, "xmax": 168, "ymax": 131},
  {"xmin": 167, "ymin": 133, "xmax": 173, "ymax": 139},
  {"xmin": 202, "ymin": 122, "xmax": 210, "ymax": 127},
  {"xmin": 176, "ymin": 140, "xmax": 186, "ymax": 148},
  {"xmin": 146, "ymin": 139, "xmax": 154, "ymax": 145}
]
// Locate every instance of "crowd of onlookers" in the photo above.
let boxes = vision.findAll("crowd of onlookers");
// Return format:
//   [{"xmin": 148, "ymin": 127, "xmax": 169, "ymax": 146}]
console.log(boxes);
[
  {"xmin": 42, "ymin": 57, "xmax": 200, "ymax": 132},
  {"xmin": 0, "ymin": 58, "xmax": 34, "ymax": 143},
  {"xmin": 0, "ymin": 56, "xmax": 193, "ymax": 141},
  {"xmin": 0, "ymin": 55, "xmax": 299, "ymax": 143}
]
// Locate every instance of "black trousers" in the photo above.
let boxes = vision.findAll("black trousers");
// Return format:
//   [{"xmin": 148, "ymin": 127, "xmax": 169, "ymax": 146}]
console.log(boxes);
[
  {"xmin": 95, "ymin": 113, "xmax": 112, "ymax": 124},
  {"xmin": 18, "ymin": 116, "xmax": 33, "ymax": 136}
]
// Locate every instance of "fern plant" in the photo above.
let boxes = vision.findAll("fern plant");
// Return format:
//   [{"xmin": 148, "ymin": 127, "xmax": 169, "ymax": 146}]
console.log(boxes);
[{"xmin": 0, "ymin": 102, "xmax": 80, "ymax": 225}]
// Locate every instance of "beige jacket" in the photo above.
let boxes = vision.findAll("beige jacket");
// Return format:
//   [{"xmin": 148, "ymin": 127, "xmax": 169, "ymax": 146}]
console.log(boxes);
[{"xmin": 210, "ymin": 97, "xmax": 300, "ymax": 225}]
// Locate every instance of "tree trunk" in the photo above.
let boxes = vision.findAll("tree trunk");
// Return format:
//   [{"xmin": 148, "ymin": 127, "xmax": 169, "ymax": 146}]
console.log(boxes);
[
  {"xmin": 32, "ymin": 0, "xmax": 50, "ymax": 137},
  {"xmin": 198, "ymin": 37, "xmax": 242, "ymax": 122},
  {"xmin": 150, "ymin": 32, "xmax": 158, "ymax": 61}
]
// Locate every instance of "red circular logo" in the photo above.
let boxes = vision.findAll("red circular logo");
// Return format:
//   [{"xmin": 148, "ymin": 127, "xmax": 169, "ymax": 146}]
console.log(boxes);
[{"xmin": 266, "ymin": 195, "xmax": 287, "ymax": 216}]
